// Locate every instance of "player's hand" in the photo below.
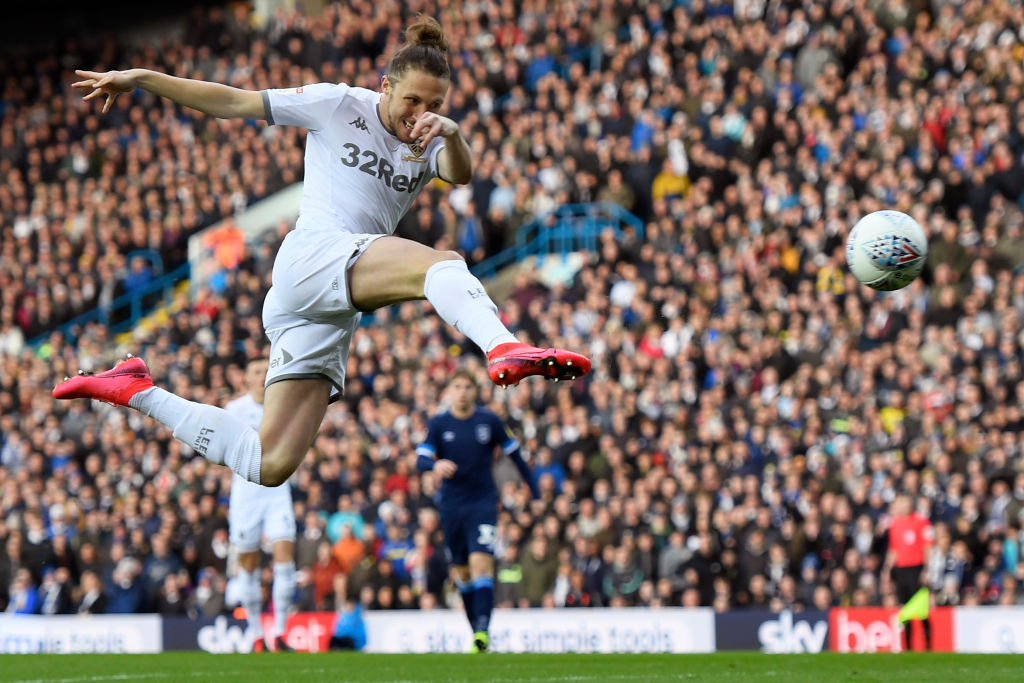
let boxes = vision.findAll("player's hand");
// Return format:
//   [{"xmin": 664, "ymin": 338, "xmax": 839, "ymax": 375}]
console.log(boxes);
[
  {"xmin": 433, "ymin": 459, "xmax": 458, "ymax": 478},
  {"xmin": 409, "ymin": 112, "xmax": 459, "ymax": 147},
  {"xmin": 72, "ymin": 69, "xmax": 136, "ymax": 113}
]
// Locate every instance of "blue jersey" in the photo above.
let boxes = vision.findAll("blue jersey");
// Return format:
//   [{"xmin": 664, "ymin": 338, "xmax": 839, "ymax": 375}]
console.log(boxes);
[{"xmin": 416, "ymin": 408, "xmax": 521, "ymax": 511}]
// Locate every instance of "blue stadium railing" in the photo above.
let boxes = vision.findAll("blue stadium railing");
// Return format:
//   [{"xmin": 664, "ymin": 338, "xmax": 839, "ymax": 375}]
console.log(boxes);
[
  {"xmin": 29, "ymin": 202, "xmax": 642, "ymax": 347},
  {"xmin": 28, "ymin": 263, "xmax": 190, "ymax": 349},
  {"xmin": 470, "ymin": 202, "xmax": 644, "ymax": 279}
]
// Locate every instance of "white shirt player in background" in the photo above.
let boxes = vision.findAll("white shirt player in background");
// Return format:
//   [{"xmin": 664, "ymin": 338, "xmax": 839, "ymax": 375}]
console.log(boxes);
[
  {"xmin": 60, "ymin": 17, "xmax": 590, "ymax": 505},
  {"xmin": 224, "ymin": 356, "xmax": 296, "ymax": 653}
]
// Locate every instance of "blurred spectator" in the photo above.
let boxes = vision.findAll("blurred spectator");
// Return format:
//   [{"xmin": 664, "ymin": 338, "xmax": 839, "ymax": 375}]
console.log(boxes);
[
  {"xmin": 6, "ymin": 569, "xmax": 39, "ymax": 614},
  {"xmin": 76, "ymin": 570, "xmax": 108, "ymax": 614},
  {"xmin": 313, "ymin": 540, "xmax": 343, "ymax": 611},
  {"xmin": 106, "ymin": 557, "xmax": 144, "ymax": 614},
  {"xmin": 520, "ymin": 537, "xmax": 558, "ymax": 607},
  {"xmin": 329, "ymin": 598, "xmax": 367, "ymax": 650},
  {"xmin": 38, "ymin": 567, "xmax": 74, "ymax": 615},
  {"xmin": 193, "ymin": 569, "xmax": 223, "ymax": 618}
]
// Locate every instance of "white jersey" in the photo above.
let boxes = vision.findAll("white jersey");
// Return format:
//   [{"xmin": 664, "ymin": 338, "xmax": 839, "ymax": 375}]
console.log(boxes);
[
  {"xmin": 262, "ymin": 83, "xmax": 445, "ymax": 235},
  {"xmin": 226, "ymin": 394, "xmax": 295, "ymax": 550},
  {"xmin": 225, "ymin": 393, "xmax": 264, "ymax": 431}
]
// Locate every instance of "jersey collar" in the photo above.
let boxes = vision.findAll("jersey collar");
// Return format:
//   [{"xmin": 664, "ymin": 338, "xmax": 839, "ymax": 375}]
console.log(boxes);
[
  {"xmin": 374, "ymin": 94, "xmax": 403, "ymax": 150},
  {"xmin": 449, "ymin": 407, "xmax": 478, "ymax": 421}
]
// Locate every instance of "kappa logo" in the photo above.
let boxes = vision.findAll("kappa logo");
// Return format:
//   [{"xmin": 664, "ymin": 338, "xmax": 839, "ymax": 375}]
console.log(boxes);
[
  {"xmin": 349, "ymin": 117, "xmax": 369, "ymax": 132},
  {"xmin": 861, "ymin": 234, "xmax": 923, "ymax": 269}
]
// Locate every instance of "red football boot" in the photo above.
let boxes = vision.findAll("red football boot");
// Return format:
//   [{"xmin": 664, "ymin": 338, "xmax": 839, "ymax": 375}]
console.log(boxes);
[
  {"xmin": 487, "ymin": 342, "xmax": 591, "ymax": 387},
  {"xmin": 52, "ymin": 356, "xmax": 154, "ymax": 407}
]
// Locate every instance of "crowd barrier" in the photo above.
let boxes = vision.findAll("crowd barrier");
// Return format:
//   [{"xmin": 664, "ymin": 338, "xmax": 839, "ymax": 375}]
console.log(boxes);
[{"xmin": 2, "ymin": 607, "xmax": 1022, "ymax": 654}]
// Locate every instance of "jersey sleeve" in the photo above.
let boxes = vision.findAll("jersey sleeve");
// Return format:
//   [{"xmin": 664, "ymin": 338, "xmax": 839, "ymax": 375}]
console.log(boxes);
[
  {"xmin": 417, "ymin": 418, "xmax": 441, "ymax": 460},
  {"xmin": 496, "ymin": 415, "xmax": 538, "ymax": 499},
  {"xmin": 262, "ymin": 82, "xmax": 349, "ymax": 131},
  {"xmin": 494, "ymin": 415, "xmax": 519, "ymax": 455},
  {"xmin": 428, "ymin": 139, "xmax": 446, "ymax": 180}
]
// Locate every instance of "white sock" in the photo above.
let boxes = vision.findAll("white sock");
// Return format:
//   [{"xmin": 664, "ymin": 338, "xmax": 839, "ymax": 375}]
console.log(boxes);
[
  {"xmin": 423, "ymin": 259, "xmax": 517, "ymax": 353},
  {"xmin": 238, "ymin": 568, "xmax": 263, "ymax": 639},
  {"xmin": 130, "ymin": 387, "xmax": 262, "ymax": 484},
  {"xmin": 272, "ymin": 562, "xmax": 296, "ymax": 638}
]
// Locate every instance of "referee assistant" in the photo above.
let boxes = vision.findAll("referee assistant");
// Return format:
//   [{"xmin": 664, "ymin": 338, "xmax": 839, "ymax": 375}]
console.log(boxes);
[{"xmin": 885, "ymin": 494, "xmax": 934, "ymax": 651}]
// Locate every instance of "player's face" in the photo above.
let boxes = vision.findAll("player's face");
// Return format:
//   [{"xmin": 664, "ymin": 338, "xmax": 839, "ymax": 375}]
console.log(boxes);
[
  {"xmin": 381, "ymin": 70, "xmax": 448, "ymax": 143},
  {"xmin": 246, "ymin": 359, "xmax": 269, "ymax": 399},
  {"xmin": 449, "ymin": 377, "xmax": 477, "ymax": 412}
]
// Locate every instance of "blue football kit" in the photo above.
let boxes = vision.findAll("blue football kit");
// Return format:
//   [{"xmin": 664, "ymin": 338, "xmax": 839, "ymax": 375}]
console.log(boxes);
[
  {"xmin": 416, "ymin": 407, "xmax": 538, "ymax": 641},
  {"xmin": 416, "ymin": 408, "xmax": 537, "ymax": 562}
]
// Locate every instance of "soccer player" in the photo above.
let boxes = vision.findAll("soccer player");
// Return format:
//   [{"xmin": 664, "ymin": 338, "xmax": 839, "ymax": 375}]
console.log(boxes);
[
  {"xmin": 416, "ymin": 370, "xmax": 539, "ymax": 653},
  {"xmin": 54, "ymin": 17, "xmax": 590, "ymax": 492},
  {"xmin": 225, "ymin": 357, "xmax": 296, "ymax": 653}
]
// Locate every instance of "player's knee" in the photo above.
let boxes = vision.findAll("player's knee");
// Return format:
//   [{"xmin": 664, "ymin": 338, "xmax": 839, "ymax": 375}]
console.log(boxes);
[
  {"xmin": 262, "ymin": 471, "xmax": 287, "ymax": 488},
  {"xmin": 434, "ymin": 250, "xmax": 464, "ymax": 264},
  {"xmin": 260, "ymin": 457, "xmax": 293, "ymax": 488},
  {"xmin": 470, "ymin": 560, "xmax": 494, "ymax": 577}
]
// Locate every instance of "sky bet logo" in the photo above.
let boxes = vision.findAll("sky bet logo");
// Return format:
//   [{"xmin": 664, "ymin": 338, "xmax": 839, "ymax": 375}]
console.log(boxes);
[
  {"xmin": 757, "ymin": 611, "xmax": 828, "ymax": 653},
  {"xmin": 340, "ymin": 142, "xmax": 424, "ymax": 193}
]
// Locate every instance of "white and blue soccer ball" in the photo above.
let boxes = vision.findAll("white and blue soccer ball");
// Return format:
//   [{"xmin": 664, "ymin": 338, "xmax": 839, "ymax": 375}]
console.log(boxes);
[{"xmin": 845, "ymin": 210, "xmax": 928, "ymax": 291}]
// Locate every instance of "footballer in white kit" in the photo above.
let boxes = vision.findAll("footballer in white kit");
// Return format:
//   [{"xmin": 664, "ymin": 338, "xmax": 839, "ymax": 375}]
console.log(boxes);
[
  {"xmin": 226, "ymin": 394, "xmax": 295, "ymax": 552},
  {"xmin": 58, "ymin": 16, "xmax": 591, "ymax": 505},
  {"xmin": 225, "ymin": 357, "xmax": 297, "ymax": 652},
  {"xmin": 260, "ymin": 82, "xmax": 446, "ymax": 401}
]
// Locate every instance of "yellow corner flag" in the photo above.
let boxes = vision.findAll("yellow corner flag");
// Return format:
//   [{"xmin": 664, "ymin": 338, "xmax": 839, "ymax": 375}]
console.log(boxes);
[{"xmin": 898, "ymin": 588, "xmax": 930, "ymax": 623}]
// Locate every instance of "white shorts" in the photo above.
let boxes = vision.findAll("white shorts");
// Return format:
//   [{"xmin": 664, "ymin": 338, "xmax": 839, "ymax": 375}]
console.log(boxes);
[
  {"xmin": 262, "ymin": 228, "xmax": 386, "ymax": 400},
  {"xmin": 229, "ymin": 475, "xmax": 297, "ymax": 552}
]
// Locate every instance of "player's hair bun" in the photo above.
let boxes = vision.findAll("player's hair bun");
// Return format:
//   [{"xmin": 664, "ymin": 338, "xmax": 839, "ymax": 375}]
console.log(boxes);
[
  {"xmin": 387, "ymin": 14, "xmax": 451, "ymax": 81},
  {"xmin": 405, "ymin": 16, "xmax": 449, "ymax": 53}
]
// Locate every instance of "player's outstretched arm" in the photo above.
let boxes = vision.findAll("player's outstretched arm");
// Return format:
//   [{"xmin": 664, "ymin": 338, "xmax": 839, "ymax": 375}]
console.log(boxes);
[{"xmin": 73, "ymin": 69, "xmax": 265, "ymax": 120}]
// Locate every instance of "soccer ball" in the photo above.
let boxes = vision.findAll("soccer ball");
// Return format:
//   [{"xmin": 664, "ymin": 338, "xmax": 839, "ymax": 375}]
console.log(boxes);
[{"xmin": 845, "ymin": 210, "xmax": 928, "ymax": 291}]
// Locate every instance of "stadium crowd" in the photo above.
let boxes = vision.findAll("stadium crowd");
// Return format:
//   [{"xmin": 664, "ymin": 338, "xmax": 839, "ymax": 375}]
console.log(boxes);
[{"xmin": 4, "ymin": 0, "xmax": 1024, "ymax": 622}]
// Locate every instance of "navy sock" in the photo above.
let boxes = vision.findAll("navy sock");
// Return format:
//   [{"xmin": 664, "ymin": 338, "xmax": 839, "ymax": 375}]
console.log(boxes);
[
  {"xmin": 456, "ymin": 579, "xmax": 476, "ymax": 629},
  {"xmin": 470, "ymin": 576, "xmax": 494, "ymax": 633}
]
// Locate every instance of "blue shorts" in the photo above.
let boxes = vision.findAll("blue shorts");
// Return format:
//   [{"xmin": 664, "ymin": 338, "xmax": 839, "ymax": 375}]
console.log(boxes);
[{"xmin": 440, "ymin": 505, "xmax": 497, "ymax": 566}]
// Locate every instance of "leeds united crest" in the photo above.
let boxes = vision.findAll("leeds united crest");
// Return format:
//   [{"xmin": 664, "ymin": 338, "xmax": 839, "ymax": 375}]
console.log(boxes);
[{"xmin": 404, "ymin": 143, "xmax": 427, "ymax": 163}]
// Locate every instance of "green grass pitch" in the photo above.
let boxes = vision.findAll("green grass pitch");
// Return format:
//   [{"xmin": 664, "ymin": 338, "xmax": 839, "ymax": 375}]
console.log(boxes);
[{"xmin": 4, "ymin": 652, "xmax": 1022, "ymax": 682}]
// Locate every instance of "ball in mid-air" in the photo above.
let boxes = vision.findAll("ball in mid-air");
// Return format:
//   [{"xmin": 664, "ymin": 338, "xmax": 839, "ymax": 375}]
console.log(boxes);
[{"xmin": 845, "ymin": 210, "xmax": 928, "ymax": 291}]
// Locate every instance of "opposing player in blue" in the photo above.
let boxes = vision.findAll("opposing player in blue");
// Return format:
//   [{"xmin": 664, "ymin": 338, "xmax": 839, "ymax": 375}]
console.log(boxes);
[{"xmin": 416, "ymin": 370, "xmax": 538, "ymax": 653}]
